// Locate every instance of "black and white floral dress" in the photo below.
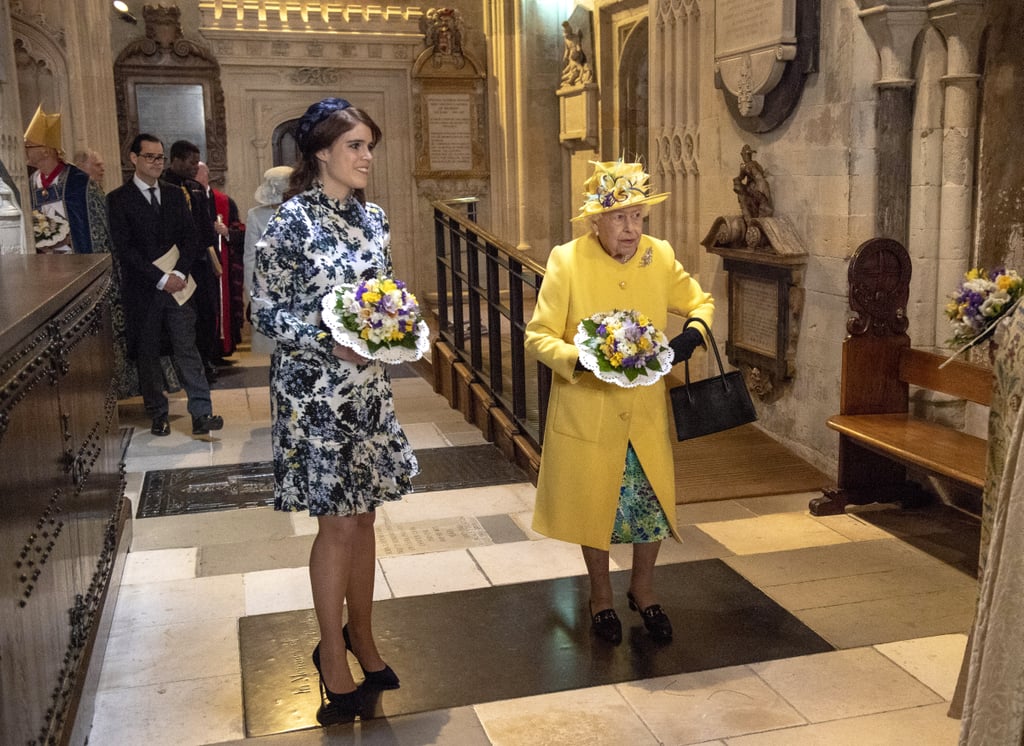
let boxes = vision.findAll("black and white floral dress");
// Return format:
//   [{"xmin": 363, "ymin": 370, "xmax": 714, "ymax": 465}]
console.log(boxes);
[{"xmin": 251, "ymin": 185, "xmax": 418, "ymax": 516}]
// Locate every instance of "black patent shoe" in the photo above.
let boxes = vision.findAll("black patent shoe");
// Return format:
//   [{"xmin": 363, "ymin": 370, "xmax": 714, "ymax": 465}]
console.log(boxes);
[
  {"xmin": 151, "ymin": 417, "xmax": 170, "ymax": 436},
  {"xmin": 590, "ymin": 606, "xmax": 622, "ymax": 644},
  {"xmin": 316, "ymin": 683, "xmax": 362, "ymax": 726},
  {"xmin": 627, "ymin": 592, "xmax": 673, "ymax": 641},
  {"xmin": 342, "ymin": 625, "xmax": 401, "ymax": 689},
  {"xmin": 192, "ymin": 413, "xmax": 224, "ymax": 434},
  {"xmin": 311, "ymin": 646, "xmax": 363, "ymax": 725}
]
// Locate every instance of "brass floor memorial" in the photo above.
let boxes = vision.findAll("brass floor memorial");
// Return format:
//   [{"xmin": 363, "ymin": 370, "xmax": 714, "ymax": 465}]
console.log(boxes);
[
  {"xmin": 237, "ymin": 559, "xmax": 833, "ymax": 737},
  {"xmin": 136, "ymin": 444, "xmax": 531, "ymax": 518}
]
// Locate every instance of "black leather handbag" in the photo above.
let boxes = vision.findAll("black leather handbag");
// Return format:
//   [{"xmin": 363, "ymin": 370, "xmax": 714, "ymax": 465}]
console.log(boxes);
[{"xmin": 669, "ymin": 317, "xmax": 757, "ymax": 441}]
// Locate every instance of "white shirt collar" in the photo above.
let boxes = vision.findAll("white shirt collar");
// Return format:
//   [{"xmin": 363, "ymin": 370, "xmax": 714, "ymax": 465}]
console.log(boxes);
[{"xmin": 133, "ymin": 174, "xmax": 159, "ymax": 199}]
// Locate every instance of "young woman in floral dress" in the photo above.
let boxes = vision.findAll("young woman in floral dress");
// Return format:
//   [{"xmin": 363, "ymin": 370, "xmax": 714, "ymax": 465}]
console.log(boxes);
[{"xmin": 251, "ymin": 98, "xmax": 417, "ymax": 726}]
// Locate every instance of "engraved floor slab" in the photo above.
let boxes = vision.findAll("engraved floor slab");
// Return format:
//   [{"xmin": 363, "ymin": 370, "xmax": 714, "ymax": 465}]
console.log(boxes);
[
  {"xmin": 377, "ymin": 516, "xmax": 492, "ymax": 557},
  {"xmin": 137, "ymin": 444, "xmax": 531, "ymax": 518},
  {"xmin": 238, "ymin": 559, "xmax": 833, "ymax": 737}
]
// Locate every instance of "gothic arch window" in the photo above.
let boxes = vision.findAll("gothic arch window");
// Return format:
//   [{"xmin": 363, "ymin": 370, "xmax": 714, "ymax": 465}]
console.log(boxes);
[
  {"xmin": 272, "ymin": 119, "xmax": 299, "ymax": 168},
  {"xmin": 619, "ymin": 18, "xmax": 648, "ymax": 164}
]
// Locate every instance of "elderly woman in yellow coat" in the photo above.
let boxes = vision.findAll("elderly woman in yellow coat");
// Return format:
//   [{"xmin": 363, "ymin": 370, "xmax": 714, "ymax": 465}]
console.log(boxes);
[{"xmin": 526, "ymin": 160, "xmax": 714, "ymax": 645}]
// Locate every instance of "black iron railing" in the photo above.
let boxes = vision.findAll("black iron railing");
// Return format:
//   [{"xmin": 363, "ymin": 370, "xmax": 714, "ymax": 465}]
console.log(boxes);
[{"xmin": 431, "ymin": 199, "xmax": 550, "ymax": 447}]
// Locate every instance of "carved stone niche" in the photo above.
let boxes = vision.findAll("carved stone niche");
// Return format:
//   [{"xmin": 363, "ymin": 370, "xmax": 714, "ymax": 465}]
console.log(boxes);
[
  {"xmin": 113, "ymin": 5, "xmax": 228, "ymax": 186},
  {"xmin": 702, "ymin": 213, "xmax": 807, "ymax": 402},
  {"xmin": 714, "ymin": 0, "xmax": 819, "ymax": 133}
]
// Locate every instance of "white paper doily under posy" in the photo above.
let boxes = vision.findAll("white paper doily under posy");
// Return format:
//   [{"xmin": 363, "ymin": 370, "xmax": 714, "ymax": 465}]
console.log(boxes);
[
  {"xmin": 573, "ymin": 322, "xmax": 674, "ymax": 388},
  {"xmin": 321, "ymin": 293, "xmax": 431, "ymax": 364}
]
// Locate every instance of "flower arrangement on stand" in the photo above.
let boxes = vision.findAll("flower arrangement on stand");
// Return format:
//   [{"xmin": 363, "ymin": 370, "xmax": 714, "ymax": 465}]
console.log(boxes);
[
  {"xmin": 944, "ymin": 267, "xmax": 1024, "ymax": 362},
  {"xmin": 573, "ymin": 309, "xmax": 673, "ymax": 387},
  {"xmin": 31, "ymin": 210, "xmax": 71, "ymax": 253},
  {"xmin": 321, "ymin": 277, "xmax": 430, "ymax": 363}
]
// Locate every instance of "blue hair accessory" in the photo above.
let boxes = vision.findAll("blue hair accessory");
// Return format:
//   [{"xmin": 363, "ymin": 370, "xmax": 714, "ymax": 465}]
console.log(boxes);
[{"xmin": 295, "ymin": 97, "xmax": 352, "ymax": 153}]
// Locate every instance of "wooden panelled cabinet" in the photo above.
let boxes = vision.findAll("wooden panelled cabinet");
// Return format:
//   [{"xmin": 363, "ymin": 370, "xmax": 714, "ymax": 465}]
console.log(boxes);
[{"xmin": 0, "ymin": 255, "xmax": 130, "ymax": 745}]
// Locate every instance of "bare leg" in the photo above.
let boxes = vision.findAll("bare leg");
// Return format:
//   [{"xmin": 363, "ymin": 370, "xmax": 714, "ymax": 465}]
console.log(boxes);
[
  {"xmin": 581, "ymin": 545, "xmax": 613, "ymax": 612},
  {"xmin": 309, "ymin": 514, "xmax": 358, "ymax": 694},
  {"xmin": 341, "ymin": 511, "xmax": 387, "ymax": 672},
  {"xmin": 628, "ymin": 540, "xmax": 662, "ymax": 609}
]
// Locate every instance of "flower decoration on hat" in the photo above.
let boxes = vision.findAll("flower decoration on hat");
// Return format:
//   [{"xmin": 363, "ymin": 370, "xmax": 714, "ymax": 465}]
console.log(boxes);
[
  {"xmin": 573, "ymin": 159, "xmax": 669, "ymax": 222},
  {"xmin": 24, "ymin": 104, "xmax": 62, "ymax": 153}
]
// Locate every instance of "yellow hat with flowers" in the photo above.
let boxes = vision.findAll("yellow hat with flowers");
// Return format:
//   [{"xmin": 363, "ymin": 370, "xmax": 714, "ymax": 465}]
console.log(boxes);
[
  {"xmin": 24, "ymin": 104, "xmax": 63, "ymax": 152},
  {"xmin": 573, "ymin": 159, "xmax": 669, "ymax": 222}
]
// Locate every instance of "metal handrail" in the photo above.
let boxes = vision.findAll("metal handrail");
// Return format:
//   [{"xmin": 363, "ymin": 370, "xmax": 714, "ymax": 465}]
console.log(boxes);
[{"xmin": 431, "ymin": 199, "xmax": 550, "ymax": 448}]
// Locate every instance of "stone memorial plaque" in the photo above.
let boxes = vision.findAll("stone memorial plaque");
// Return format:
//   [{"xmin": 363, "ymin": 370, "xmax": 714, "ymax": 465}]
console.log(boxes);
[
  {"xmin": 376, "ymin": 516, "xmax": 491, "ymax": 557},
  {"xmin": 135, "ymin": 83, "xmax": 207, "ymax": 157},
  {"xmin": 733, "ymin": 275, "xmax": 779, "ymax": 357},
  {"xmin": 716, "ymin": 0, "xmax": 795, "ymax": 58},
  {"xmin": 714, "ymin": 0, "xmax": 797, "ymax": 119},
  {"xmin": 426, "ymin": 93, "xmax": 474, "ymax": 172}
]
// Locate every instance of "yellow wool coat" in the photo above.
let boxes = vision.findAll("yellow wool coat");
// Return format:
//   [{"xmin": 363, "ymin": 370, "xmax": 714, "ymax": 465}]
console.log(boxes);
[{"xmin": 525, "ymin": 232, "xmax": 714, "ymax": 550}]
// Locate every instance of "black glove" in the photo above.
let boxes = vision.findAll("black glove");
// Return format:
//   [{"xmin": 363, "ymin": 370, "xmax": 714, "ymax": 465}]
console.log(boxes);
[{"xmin": 669, "ymin": 327, "xmax": 704, "ymax": 363}]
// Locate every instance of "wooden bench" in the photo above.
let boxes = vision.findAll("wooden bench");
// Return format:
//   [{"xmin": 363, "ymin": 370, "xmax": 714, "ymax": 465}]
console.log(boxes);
[{"xmin": 809, "ymin": 238, "xmax": 994, "ymax": 516}]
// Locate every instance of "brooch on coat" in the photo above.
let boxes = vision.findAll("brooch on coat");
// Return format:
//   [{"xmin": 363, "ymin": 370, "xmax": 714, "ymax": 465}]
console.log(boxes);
[{"xmin": 640, "ymin": 246, "xmax": 653, "ymax": 267}]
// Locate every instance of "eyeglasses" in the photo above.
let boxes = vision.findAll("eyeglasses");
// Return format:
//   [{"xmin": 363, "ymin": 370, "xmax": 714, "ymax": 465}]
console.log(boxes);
[{"xmin": 137, "ymin": 153, "xmax": 166, "ymax": 163}]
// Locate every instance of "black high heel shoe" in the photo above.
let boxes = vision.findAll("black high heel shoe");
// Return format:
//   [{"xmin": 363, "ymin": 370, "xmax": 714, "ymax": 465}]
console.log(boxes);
[
  {"xmin": 311, "ymin": 647, "xmax": 362, "ymax": 726},
  {"xmin": 627, "ymin": 591, "xmax": 673, "ymax": 641},
  {"xmin": 342, "ymin": 625, "xmax": 401, "ymax": 690},
  {"xmin": 589, "ymin": 603, "xmax": 622, "ymax": 644}
]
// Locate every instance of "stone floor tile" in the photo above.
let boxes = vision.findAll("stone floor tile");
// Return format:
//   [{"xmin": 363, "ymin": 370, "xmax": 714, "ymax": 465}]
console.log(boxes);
[
  {"xmin": 122, "ymin": 547, "xmax": 198, "ymax": 584},
  {"xmin": 810, "ymin": 513, "xmax": 899, "ymax": 542},
  {"xmin": 380, "ymin": 549, "xmax": 492, "ymax": 597},
  {"xmin": 110, "ymin": 574, "xmax": 245, "ymax": 629},
  {"xmin": 98, "ymin": 617, "xmax": 238, "ymax": 689},
  {"xmin": 791, "ymin": 588, "xmax": 976, "ymax": 648},
  {"xmin": 723, "ymin": 539, "xmax": 920, "ymax": 587},
  {"xmin": 697, "ymin": 513, "xmax": 851, "ymax": 556},
  {"xmin": 131, "ymin": 506, "xmax": 295, "ymax": 552},
  {"xmin": 749, "ymin": 648, "xmax": 942, "ymax": 723},
  {"xmin": 617, "ymin": 667, "xmax": 807, "ymax": 744},
  {"xmin": 199, "ymin": 534, "xmax": 315, "ymax": 576},
  {"xmin": 724, "ymin": 703, "xmax": 961, "ymax": 745},
  {"xmin": 676, "ymin": 500, "xmax": 758, "ymax": 525},
  {"xmin": 474, "ymin": 685, "xmax": 659, "ymax": 746},
  {"xmin": 735, "ymin": 492, "xmax": 822, "ymax": 515},
  {"xmin": 470, "ymin": 538, "xmax": 611, "ymax": 585},
  {"xmin": 90, "ymin": 674, "xmax": 243, "ymax": 746},
  {"xmin": 763, "ymin": 564, "xmax": 975, "ymax": 611},
  {"xmin": 382, "ymin": 483, "xmax": 535, "ymax": 523},
  {"xmin": 874, "ymin": 633, "xmax": 968, "ymax": 701}
]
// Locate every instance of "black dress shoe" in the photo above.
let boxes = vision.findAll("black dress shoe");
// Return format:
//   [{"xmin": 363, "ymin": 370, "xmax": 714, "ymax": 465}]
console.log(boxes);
[
  {"xmin": 192, "ymin": 414, "xmax": 224, "ymax": 434},
  {"xmin": 590, "ymin": 606, "xmax": 622, "ymax": 644},
  {"xmin": 627, "ymin": 591, "xmax": 673, "ymax": 641},
  {"xmin": 151, "ymin": 417, "xmax": 170, "ymax": 436}
]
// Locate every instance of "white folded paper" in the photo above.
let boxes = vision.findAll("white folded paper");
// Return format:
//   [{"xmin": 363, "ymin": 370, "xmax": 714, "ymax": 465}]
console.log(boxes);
[{"xmin": 152, "ymin": 244, "xmax": 196, "ymax": 305}]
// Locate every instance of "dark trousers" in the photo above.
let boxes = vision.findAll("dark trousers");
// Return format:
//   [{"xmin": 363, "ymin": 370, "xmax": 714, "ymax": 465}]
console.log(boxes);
[
  {"xmin": 192, "ymin": 256, "xmax": 220, "ymax": 363},
  {"xmin": 137, "ymin": 294, "xmax": 213, "ymax": 419}
]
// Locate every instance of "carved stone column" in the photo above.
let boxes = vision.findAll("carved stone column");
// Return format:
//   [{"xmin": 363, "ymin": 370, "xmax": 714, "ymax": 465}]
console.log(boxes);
[
  {"xmin": 929, "ymin": 0, "xmax": 985, "ymax": 347},
  {"xmin": 857, "ymin": 2, "xmax": 929, "ymax": 244},
  {"xmin": 650, "ymin": 0, "xmax": 702, "ymax": 271}
]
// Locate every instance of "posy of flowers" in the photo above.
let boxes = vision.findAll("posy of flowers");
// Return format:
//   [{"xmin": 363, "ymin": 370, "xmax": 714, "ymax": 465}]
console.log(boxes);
[
  {"xmin": 574, "ymin": 309, "xmax": 672, "ymax": 387},
  {"xmin": 321, "ymin": 277, "xmax": 430, "ymax": 363},
  {"xmin": 31, "ymin": 210, "xmax": 70, "ymax": 251},
  {"xmin": 945, "ymin": 267, "xmax": 1024, "ymax": 351}
]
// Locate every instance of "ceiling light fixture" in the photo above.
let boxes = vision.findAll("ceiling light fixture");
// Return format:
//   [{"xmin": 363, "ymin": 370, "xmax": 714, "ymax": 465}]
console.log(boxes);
[{"xmin": 112, "ymin": 0, "xmax": 137, "ymax": 24}]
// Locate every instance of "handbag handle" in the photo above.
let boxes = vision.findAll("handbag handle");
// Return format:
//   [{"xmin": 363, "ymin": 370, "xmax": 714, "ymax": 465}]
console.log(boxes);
[{"xmin": 681, "ymin": 317, "xmax": 732, "ymax": 400}]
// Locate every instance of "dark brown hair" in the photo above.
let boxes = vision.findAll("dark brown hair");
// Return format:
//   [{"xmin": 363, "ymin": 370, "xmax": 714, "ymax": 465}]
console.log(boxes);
[{"xmin": 287, "ymin": 102, "xmax": 382, "ymax": 204}]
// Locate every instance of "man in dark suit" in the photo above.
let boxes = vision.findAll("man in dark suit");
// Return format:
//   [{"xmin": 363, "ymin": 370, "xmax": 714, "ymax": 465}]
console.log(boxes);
[
  {"xmin": 162, "ymin": 140, "xmax": 222, "ymax": 382},
  {"xmin": 107, "ymin": 133, "xmax": 224, "ymax": 437}
]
